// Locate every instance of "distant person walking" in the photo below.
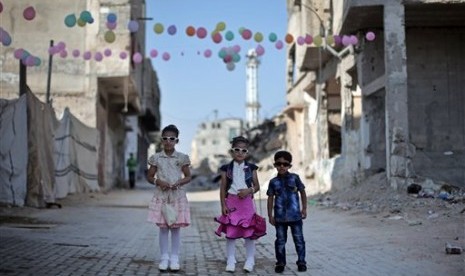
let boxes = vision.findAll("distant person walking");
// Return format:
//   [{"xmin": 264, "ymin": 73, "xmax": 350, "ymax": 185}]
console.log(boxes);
[
  {"xmin": 126, "ymin": 152, "xmax": 137, "ymax": 189},
  {"xmin": 146, "ymin": 124, "xmax": 192, "ymax": 272},
  {"xmin": 214, "ymin": 136, "xmax": 266, "ymax": 273},
  {"xmin": 267, "ymin": 150, "xmax": 308, "ymax": 273}
]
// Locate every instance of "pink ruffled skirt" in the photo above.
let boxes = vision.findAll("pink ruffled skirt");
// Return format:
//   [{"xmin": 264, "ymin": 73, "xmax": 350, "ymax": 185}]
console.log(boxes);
[
  {"xmin": 214, "ymin": 194, "xmax": 266, "ymax": 240},
  {"xmin": 147, "ymin": 191, "xmax": 190, "ymax": 228}
]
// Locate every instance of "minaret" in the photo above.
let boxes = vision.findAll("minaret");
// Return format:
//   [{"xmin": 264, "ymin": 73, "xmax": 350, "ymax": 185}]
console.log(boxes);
[{"xmin": 245, "ymin": 49, "xmax": 260, "ymax": 128}]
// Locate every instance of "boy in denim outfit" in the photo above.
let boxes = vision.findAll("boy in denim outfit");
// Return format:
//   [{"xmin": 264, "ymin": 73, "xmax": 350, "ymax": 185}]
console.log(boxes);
[{"xmin": 267, "ymin": 150, "xmax": 307, "ymax": 273}]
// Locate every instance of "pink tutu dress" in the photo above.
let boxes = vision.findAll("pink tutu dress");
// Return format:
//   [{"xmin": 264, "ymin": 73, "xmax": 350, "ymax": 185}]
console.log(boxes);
[{"xmin": 215, "ymin": 194, "xmax": 266, "ymax": 240}]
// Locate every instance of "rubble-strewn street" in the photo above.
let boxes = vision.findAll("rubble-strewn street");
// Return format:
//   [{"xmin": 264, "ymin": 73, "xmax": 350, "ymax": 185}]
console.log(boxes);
[{"xmin": 1, "ymin": 180, "xmax": 463, "ymax": 276}]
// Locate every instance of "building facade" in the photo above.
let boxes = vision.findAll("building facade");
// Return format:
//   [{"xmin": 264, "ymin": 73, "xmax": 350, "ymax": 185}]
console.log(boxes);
[
  {"xmin": 190, "ymin": 118, "xmax": 244, "ymax": 172},
  {"xmin": 0, "ymin": 0, "xmax": 160, "ymax": 189},
  {"xmin": 285, "ymin": 0, "xmax": 465, "ymax": 192}
]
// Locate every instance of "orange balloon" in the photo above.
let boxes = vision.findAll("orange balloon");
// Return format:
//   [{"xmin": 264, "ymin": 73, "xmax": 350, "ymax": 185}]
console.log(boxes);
[
  {"xmin": 186, "ymin": 26, "xmax": 196, "ymax": 37},
  {"xmin": 285, "ymin": 33, "xmax": 294, "ymax": 44}
]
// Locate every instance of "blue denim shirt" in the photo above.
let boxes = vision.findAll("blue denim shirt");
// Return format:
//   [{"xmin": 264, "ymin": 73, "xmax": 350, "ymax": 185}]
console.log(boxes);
[{"xmin": 266, "ymin": 172, "xmax": 305, "ymax": 223}]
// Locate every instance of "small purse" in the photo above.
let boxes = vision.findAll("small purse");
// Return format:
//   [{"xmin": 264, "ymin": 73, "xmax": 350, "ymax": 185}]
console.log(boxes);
[{"xmin": 161, "ymin": 192, "xmax": 177, "ymax": 226}]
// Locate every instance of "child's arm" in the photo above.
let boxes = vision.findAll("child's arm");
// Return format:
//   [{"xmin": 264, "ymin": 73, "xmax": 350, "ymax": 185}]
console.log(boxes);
[
  {"xmin": 219, "ymin": 171, "xmax": 229, "ymax": 215},
  {"xmin": 146, "ymin": 165, "xmax": 157, "ymax": 185},
  {"xmin": 267, "ymin": 196, "xmax": 275, "ymax": 226},
  {"xmin": 300, "ymin": 189, "xmax": 308, "ymax": 219},
  {"xmin": 173, "ymin": 164, "xmax": 192, "ymax": 189}
]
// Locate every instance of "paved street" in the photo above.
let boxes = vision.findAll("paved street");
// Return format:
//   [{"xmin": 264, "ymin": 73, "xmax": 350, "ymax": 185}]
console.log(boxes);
[{"xmin": 1, "ymin": 181, "xmax": 463, "ymax": 276}]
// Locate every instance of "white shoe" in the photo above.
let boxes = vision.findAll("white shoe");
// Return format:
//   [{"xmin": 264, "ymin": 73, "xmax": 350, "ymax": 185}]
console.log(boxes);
[
  {"xmin": 243, "ymin": 261, "xmax": 254, "ymax": 273},
  {"xmin": 225, "ymin": 262, "xmax": 235, "ymax": 272},
  {"xmin": 169, "ymin": 259, "xmax": 180, "ymax": 271},
  {"xmin": 158, "ymin": 259, "xmax": 169, "ymax": 271}
]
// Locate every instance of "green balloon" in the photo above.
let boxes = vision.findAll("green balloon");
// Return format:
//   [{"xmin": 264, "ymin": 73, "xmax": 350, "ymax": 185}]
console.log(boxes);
[
  {"xmin": 65, "ymin": 14, "xmax": 76, "ymax": 28},
  {"xmin": 225, "ymin": 30, "xmax": 234, "ymax": 41},
  {"xmin": 268, "ymin": 32, "xmax": 277, "ymax": 42}
]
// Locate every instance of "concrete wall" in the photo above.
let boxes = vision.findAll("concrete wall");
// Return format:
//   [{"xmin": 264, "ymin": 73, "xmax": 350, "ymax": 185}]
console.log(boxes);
[{"xmin": 407, "ymin": 28, "xmax": 465, "ymax": 186}]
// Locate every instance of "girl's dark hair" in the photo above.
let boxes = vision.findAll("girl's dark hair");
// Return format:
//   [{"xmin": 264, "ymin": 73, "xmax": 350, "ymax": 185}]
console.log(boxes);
[
  {"xmin": 230, "ymin": 136, "xmax": 249, "ymax": 147},
  {"xmin": 162, "ymin": 124, "xmax": 179, "ymax": 137},
  {"xmin": 274, "ymin": 150, "xmax": 293, "ymax": 163}
]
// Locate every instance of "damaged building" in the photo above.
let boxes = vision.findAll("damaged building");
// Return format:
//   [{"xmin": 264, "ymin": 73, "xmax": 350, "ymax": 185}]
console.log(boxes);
[
  {"xmin": 0, "ymin": 0, "xmax": 160, "ymax": 191},
  {"xmin": 284, "ymin": 0, "xmax": 465, "ymax": 193}
]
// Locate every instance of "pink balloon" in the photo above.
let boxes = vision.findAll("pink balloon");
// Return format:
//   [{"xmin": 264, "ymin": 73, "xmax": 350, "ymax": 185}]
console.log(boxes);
[
  {"xmin": 333, "ymin": 35, "xmax": 342, "ymax": 45},
  {"xmin": 25, "ymin": 55, "xmax": 35, "ymax": 66},
  {"xmin": 223, "ymin": 55, "xmax": 232, "ymax": 63},
  {"xmin": 106, "ymin": 21, "xmax": 117, "ymax": 30},
  {"xmin": 232, "ymin": 45, "xmax": 241, "ymax": 53},
  {"xmin": 196, "ymin": 27, "xmax": 207, "ymax": 39},
  {"xmin": 256, "ymin": 45, "xmax": 265, "ymax": 56},
  {"xmin": 203, "ymin": 49, "xmax": 212, "ymax": 58},
  {"xmin": 275, "ymin": 40, "xmax": 284, "ymax": 50},
  {"xmin": 48, "ymin": 46, "xmax": 59, "ymax": 55},
  {"xmin": 350, "ymin": 35, "xmax": 358, "ymax": 45},
  {"xmin": 14, "ymin": 49, "xmax": 24, "ymax": 59},
  {"xmin": 133, "ymin": 52, "xmax": 143, "ymax": 63},
  {"xmin": 72, "ymin": 49, "xmax": 80, "ymax": 57},
  {"xmin": 0, "ymin": 2, "xmax": 3, "ymax": 13},
  {"xmin": 119, "ymin": 52, "xmax": 128, "ymax": 59},
  {"xmin": 212, "ymin": 32, "xmax": 222, "ymax": 44},
  {"xmin": 83, "ymin": 51, "xmax": 92, "ymax": 60},
  {"xmin": 365, "ymin": 31, "xmax": 375, "ymax": 41},
  {"xmin": 56, "ymin": 41, "xmax": 66, "ymax": 51},
  {"xmin": 162, "ymin": 52, "xmax": 170, "ymax": 61},
  {"xmin": 94, "ymin": 52, "xmax": 103, "ymax": 61},
  {"xmin": 60, "ymin": 50, "xmax": 68, "ymax": 58},
  {"xmin": 297, "ymin": 36, "xmax": 305, "ymax": 46},
  {"xmin": 342, "ymin": 35, "xmax": 351, "ymax": 46},
  {"xmin": 104, "ymin": 48, "xmax": 112, "ymax": 57},
  {"xmin": 242, "ymin": 29, "xmax": 252, "ymax": 40},
  {"xmin": 304, "ymin": 34, "xmax": 313, "ymax": 45},
  {"xmin": 150, "ymin": 49, "xmax": 158, "ymax": 58},
  {"xmin": 23, "ymin": 6, "xmax": 36, "ymax": 21}
]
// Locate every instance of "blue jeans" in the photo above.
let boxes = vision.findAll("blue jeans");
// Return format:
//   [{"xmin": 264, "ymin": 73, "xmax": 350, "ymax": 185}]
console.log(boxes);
[{"xmin": 274, "ymin": 220, "xmax": 306, "ymax": 266}]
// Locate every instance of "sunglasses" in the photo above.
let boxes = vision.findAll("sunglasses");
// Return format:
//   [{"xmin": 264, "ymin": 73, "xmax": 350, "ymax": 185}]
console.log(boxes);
[
  {"xmin": 231, "ymin": 148, "xmax": 248, "ymax": 154},
  {"xmin": 162, "ymin": 136, "xmax": 178, "ymax": 141},
  {"xmin": 274, "ymin": 162, "xmax": 291, "ymax": 167}
]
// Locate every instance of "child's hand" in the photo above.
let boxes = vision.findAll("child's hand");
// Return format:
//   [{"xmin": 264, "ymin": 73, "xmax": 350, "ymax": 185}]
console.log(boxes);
[
  {"xmin": 301, "ymin": 209, "xmax": 307, "ymax": 219},
  {"xmin": 268, "ymin": 216, "xmax": 275, "ymax": 226},
  {"xmin": 237, "ymin": 188, "xmax": 251, "ymax": 199},
  {"xmin": 158, "ymin": 180, "xmax": 170, "ymax": 191},
  {"xmin": 221, "ymin": 204, "xmax": 229, "ymax": 215}
]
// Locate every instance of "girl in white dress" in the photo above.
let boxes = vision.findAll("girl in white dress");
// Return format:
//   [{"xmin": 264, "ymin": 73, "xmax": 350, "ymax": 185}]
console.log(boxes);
[{"xmin": 147, "ymin": 124, "xmax": 191, "ymax": 272}]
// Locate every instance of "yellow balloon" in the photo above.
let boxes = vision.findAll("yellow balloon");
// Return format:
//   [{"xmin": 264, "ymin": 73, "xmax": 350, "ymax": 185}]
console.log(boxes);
[
  {"xmin": 313, "ymin": 35, "xmax": 322, "ymax": 46},
  {"xmin": 216, "ymin": 22, "xmax": 226, "ymax": 31},
  {"xmin": 77, "ymin": 18, "xmax": 86, "ymax": 27},
  {"xmin": 325, "ymin": 35, "xmax": 334, "ymax": 45},
  {"xmin": 104, "ymin": 31, "xmax": 116, "ymax": 43},
  {"xmin": 254, "ymin": 32, "xmax": 263, "ymax": 43},
  {"xmin": 153, "ymin": 23, "xmax": 164, "ymax": 34}
]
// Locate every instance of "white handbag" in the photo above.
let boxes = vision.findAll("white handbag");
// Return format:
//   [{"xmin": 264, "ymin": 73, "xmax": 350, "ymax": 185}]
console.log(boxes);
[{"xmin": 161, "ymin": 192, "xmax": 177, "ymax": 226}]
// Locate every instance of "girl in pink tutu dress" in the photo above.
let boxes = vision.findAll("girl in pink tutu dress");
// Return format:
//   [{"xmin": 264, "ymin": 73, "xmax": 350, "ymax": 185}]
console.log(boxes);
[
  {"xmin": 215, "ymin": 136, "xmax": 266, "ymax": 273},
  {"xmin": 146, "ymin": 124, "xmax": 192, "ymax": 272}
]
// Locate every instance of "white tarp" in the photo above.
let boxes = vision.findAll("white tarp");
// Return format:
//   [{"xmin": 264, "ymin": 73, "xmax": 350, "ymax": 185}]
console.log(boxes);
[
  {"xmin": 0, "ymin": 95, "xmax": 28, "ymax": 206},
  {"xmin": 54, "ymin": 108, "xmax": 99, "ymax": 198}
]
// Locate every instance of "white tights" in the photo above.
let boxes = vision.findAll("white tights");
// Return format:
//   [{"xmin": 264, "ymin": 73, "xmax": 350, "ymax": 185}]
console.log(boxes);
[
  {"xmin": 159, "ymin": 227, "xmax": 180, "ymax": 261},
  {"xmin": 226, "ymin": 238, "xmax": 255, "ymax": 264}
]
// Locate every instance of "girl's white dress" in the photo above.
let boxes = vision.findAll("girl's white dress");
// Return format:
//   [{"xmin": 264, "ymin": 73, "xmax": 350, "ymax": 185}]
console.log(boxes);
[{"xmin": 147, "ymin": 150, "xmax": 191, "ymax": 228}]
